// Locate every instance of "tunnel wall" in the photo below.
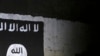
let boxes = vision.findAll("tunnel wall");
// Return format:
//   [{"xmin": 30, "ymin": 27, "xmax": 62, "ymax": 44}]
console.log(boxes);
[{"xmin": 0, "ymin": 13, "xmax": 90, "ymax": 56}]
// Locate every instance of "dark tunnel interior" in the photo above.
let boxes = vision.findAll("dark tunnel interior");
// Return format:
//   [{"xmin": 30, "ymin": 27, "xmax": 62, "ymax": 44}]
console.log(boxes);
[
  {"xmin": 0, "ymin": 0, "xmax": 98, "ymax": 56},
  {"xmin": 0, "ymin": 0, "xmax": 97, "ymax": 23}
]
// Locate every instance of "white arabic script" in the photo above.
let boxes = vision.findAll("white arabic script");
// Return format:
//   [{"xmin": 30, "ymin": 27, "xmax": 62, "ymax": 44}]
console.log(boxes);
[{"xmin": 0, "ymin": 22, "xmax": 39, "ymax": 32}]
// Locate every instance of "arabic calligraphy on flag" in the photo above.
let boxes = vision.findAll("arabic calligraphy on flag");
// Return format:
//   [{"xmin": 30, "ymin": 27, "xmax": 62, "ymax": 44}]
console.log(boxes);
[{"xmin": 0, "ymin": 19, "xmax": 41, "ymax": 32}]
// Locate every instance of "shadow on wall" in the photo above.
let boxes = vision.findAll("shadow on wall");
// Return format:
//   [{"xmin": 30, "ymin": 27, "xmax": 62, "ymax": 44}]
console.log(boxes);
[
  {"xmin": 0, "ymin": 0, "xmax": 97, "ymax": 23},
  {"xmin": 74, "ymin": 24, "xmax": 98, "ymax": 56},
  {"xmin": 75, "ymin": 39, "xmax": 98, "ymax": 56}
]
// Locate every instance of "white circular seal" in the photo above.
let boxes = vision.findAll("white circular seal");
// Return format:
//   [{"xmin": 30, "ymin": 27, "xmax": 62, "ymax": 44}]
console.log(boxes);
[{"xmin": 6, "ymin": 44, "xmax": 27, "ymax": 56}]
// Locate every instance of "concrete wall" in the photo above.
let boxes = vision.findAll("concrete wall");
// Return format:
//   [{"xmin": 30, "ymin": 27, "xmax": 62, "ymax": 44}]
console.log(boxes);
[{"xmin": 0, "ymin": 13, "xmax": 90, "ymax": 56}]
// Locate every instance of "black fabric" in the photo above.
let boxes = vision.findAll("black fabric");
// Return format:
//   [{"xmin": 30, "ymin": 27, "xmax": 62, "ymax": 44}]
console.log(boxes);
[{"xmin": 0, "ymin": 19, "xmax": 44, "ymax": 56}]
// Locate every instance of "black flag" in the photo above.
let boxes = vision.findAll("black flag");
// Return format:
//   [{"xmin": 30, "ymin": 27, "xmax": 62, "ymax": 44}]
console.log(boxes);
[{"xmin": 0, "ymin": 19, "xmax": 44, "ymax": 56}]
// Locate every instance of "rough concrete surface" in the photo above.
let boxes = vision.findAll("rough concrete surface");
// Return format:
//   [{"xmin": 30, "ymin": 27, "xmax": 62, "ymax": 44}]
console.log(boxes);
[{"xmin": 0, "ymin": 13, "xmax": 90, "ymax": 56}]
